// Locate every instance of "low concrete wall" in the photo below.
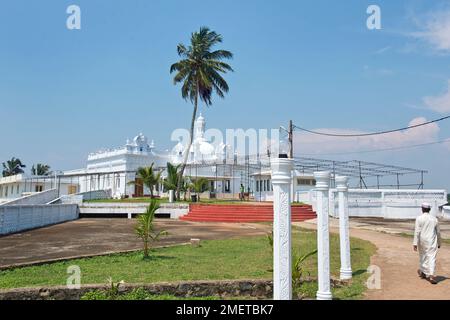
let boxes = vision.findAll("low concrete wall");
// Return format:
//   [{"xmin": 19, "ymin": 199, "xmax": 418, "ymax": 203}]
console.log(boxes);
[
  {"xmin": 77, "ymin": 189, "xmax": 112, "ymax": 201},
  {"xmin": 0, "ymin": 277, "xmax": 347, "ymax": 300},
  {"xmin": 159, "ymin": 203, "xmax": 190, "ymax": 219},
  {"xmin": 0, "ymin": 189, "xmax": 59, "ymax": 206},
  {"xmin": 49, "ymin": 195, "xmax": 84, "ymax": 205},
  {"xmin": 443, "ymin": 206, "xmax": 450, "ymax": 220},
  {"xmin": 0, "ymin": 279, "xmax": 273, "ymax": 300},
  {"xmin": 79, "ymin": 203, "xmax": 189, "ymax": 219},
  {"xmin": 0, "ymin": 204, "xmax": 79, "ymax": 235}
]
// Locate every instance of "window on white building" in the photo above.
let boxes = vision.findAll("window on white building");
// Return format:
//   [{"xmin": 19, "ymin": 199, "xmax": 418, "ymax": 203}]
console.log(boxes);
[
  {"xmin": 297, "ymin": 178, "xmax": 316, "ymax": 186},
  {"xmin": 225, "ymin": 180, "xmax": 230, "ymax": 192}
]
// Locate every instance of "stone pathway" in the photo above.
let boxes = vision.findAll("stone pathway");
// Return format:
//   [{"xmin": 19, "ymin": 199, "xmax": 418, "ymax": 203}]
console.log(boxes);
[{"xmin": 296, "ymin": 218, "xmax": 450, "ymax": 300}]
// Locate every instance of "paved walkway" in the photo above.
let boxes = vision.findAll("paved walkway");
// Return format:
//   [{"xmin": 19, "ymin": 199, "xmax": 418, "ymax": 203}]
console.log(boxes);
[
  {"xmin": 296, "ymin": 218, "xmax": 450, "ymax": 300},
  {"xmin": 0, "ymin": 219, "xmax": 270, "ymax": 269}
]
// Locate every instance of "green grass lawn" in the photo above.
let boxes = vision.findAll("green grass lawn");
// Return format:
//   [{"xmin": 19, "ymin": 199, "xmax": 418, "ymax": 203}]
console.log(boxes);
[{"xmin": 0, "ymin": 228, "xmax": 375, "ymax": 300}]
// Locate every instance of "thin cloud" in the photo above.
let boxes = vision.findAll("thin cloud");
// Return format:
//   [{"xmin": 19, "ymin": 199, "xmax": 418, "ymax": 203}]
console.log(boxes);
[
  {"xmin": 408, "ymin": 9, "xmax": 450, "ymax": 54},
  {"xmin": 423, "ymin": 80, "xmax": 450, "ymax": 114},
  {"xmin": 374, "ymin": 46, "xmax": 391, "ymax": 55}
]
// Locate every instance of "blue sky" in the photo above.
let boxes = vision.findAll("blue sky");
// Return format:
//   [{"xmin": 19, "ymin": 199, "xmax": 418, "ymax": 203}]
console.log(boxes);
[{"xmin": 1, "ymin": 0, "xmax": 449, "ymax": 189}]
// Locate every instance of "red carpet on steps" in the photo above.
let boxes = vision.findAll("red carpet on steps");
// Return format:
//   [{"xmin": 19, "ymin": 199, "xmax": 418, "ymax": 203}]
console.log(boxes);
[{"xmin": 179, "ymin": 204, "xmax": 317, "ymax": 223}]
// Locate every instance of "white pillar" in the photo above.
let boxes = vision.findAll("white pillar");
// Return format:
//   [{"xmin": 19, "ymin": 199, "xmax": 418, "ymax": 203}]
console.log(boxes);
[
  {"xmin": 336, "ymin": 176, "xmax": 352, "ymax": 280},
  {"xmin": 271, "ymin": 158, "xmax": 294, "ymax": 300},
  {"xmin": 314, "ymin": 171, "xmax": 332, "ymax": 300}
]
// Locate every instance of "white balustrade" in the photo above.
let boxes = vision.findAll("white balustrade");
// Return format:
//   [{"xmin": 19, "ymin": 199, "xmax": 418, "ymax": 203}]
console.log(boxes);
[
  {"xmin": 314, "ymin": 171, "xmax": 332, "ymax": 300},
  {"xmin": 271, "ymin": 158, "xmax": 294, "ymax": 300}
]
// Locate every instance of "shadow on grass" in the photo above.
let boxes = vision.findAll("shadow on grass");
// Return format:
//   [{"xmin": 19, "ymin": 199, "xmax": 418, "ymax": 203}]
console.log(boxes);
[
  {"xmin": 141, "ymin": 255, "xmax": 177, "ymax": 261},
  {"xmin": 352, "ymin": 269, "xmax": 367, "ymax": 277}
]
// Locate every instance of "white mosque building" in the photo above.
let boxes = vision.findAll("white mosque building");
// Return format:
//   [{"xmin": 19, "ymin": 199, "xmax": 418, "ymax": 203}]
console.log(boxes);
[{"xmin": 49, "ymin": 113, "xmax": 306, "ymax": 201}]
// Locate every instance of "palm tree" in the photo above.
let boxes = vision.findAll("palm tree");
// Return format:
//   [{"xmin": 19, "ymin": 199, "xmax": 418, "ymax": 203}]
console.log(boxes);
[
  {"xmin": 162, "ymin": 162, "xmax": 181, "ymax": 191},
  {"xmin": 189, "ymin": 177, "xmax": 209, "ymax": 202},
  {"xmin": 170, "ymin": 26, "xmax": 233, "ymax": 199},
  {"xmin": 2, "ymin": 157, "xmax": 26, "ymax": 177},
  {"xmin": 135, "ymin": 199, "xmax": 168, "ymax": 259},
  {"xmin": 128, "ymin": 164, "xmax": 161, "ymax": 198},
  {"xmin": 31, "ymin": 163, "xmax": 51, "ymax": 176}
]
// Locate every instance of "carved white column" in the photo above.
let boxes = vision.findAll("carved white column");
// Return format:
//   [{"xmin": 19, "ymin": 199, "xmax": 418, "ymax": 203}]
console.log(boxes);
[
  {"xmin": 336, "ymin": 176, "xmax": 352, "ymax": 280},
  {"xmin": 314, "ymin": 171, "xmax": 332, "ymax": 300},
  {"xmin": 271, "ymin": 158, "xmax": 294, "ymax": 300}
]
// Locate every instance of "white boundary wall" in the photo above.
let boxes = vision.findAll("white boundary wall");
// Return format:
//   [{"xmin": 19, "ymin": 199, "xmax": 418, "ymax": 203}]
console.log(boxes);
[
  {"xmin": 0, "ymin": 204, "xmax": 79, "ymax": 235},
  {"xmin": 443, "ymin": 206, "xmax": 450, "ymax": 220},
  {"xmin": 309, "ymin": 189, "xmax": 447, "ymax": 220},
  {"xmin": 76, "ymin": 189, "xmax": 112, "ymax": 201}
]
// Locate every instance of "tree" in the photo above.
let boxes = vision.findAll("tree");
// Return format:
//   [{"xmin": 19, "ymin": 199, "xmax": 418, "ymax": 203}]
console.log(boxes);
[
  {"xmin": 163, "ymin": 162, "xmax": 190, "ymax": 201},
  {"xmin": 128, "ymin": 164, "xmax": 161, "ymax": 198},
  {"xmin": 162, "ymin": 162, "xmax": 181, "ymax": 191},
  {"xmin": 2, "ymin": 157, "xmax": 26, "ymax": 177},
  {"xmin": 135, "ymin": 199, "xmax": 167, "ymax": 259},
  {"xmin": 189, "ymin": 177, "xmax": 209, "ymax": 202},
  {"xmin": 31, "ymin": 163, "xmax": 51, "ymax": 176},
  {"xmin": 170, "ymin": 27, "xmax": 233, "ymax": 199}
]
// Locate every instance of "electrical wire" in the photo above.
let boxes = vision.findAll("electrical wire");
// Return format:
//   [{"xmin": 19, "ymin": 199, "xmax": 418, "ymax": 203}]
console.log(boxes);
[
  {"xmin": 293, "ymin": 115, "xmax": 450, "ymax": 137},
  {"xmin": 299, "ymin": 138, "xmax": 450, "ymax": 156}
]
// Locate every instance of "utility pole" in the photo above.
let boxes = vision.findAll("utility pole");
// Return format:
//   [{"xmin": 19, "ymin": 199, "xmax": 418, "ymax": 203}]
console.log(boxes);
[{"xmin": 288, "ymin": 120, "xmax": 293, "ymax": 159}]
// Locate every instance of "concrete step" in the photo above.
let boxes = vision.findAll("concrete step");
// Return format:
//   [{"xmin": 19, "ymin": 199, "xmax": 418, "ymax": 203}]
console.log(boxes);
[{"xmin": 180, "ymin": 217, "xmax": 314, "ymax": 222}]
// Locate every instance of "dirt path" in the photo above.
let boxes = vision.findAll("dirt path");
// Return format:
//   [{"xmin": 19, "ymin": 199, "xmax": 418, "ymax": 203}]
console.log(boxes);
[{"xmin": 297, "ymin": 220, "xmax": 450, "ymax": 300}]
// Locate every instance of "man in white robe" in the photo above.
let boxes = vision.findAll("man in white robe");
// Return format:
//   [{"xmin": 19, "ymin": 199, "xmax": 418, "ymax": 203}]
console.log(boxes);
[{"xmin": 413, "ymin": 203, "xmax": 442, "ymax": 284}]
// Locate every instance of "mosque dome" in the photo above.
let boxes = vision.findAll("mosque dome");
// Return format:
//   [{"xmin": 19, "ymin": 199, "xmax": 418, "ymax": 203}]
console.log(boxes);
[
  {"xmin": 198, "ymin": 140, "xmax": 216, "ymax": 156},
  {"xmin": 133, "ymin": 133, "xmax": 148, "ymax": 145}
]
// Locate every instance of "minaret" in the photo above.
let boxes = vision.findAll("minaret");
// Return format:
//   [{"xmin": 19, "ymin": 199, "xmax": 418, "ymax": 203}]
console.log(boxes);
[{"xmin": 194, "ymin": 113, "xmax": 206, "ymax": 140}]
